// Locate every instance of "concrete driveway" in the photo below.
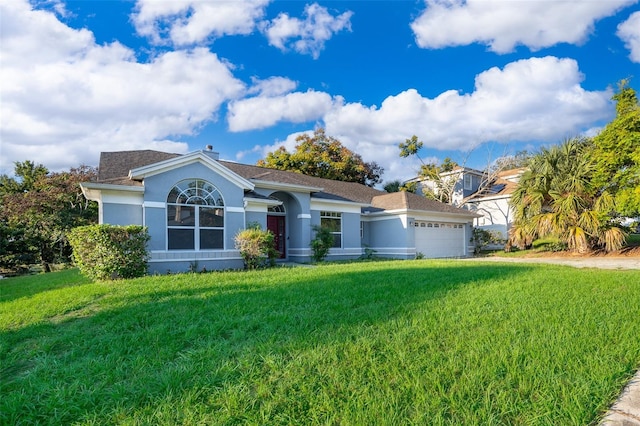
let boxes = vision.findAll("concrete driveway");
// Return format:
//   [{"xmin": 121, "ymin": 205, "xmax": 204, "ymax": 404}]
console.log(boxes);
[{"xmin": 462, "ymin": 255, "xmax": 640, "ymax": 270}]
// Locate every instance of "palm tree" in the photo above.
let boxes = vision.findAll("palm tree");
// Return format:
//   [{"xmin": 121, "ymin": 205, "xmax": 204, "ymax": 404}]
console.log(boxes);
[{"xmin": 509, "ymin": 137, "xmax": 626, "ymax": 253}]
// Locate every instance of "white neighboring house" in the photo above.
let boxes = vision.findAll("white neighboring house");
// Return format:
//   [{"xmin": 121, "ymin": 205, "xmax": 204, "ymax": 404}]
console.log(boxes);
[
  {"xmin": 405, "ymin": 166, "xmax": 487, "ymax": 207},
  {"xmin": 406, "ymin": 167, "xmax": 526, "ymax": 245},
  {"xmin": 463, "ymin": 168, "xmax": 525, "ymax": 243}
]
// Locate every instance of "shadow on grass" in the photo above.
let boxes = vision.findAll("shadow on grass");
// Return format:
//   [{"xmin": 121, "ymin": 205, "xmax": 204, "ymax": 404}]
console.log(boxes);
[
  {"xmin": 0, "ymin": 262, "xmax": 534, "ymax": 424},
  {"xmin": 0, "ymin": 269, "xmax": 93, "ymax": 302}
]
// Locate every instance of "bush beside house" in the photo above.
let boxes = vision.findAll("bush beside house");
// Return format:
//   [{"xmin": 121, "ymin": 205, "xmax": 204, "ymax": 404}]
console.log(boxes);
[
  {"xmin": 234, "ymin": 224, "xmax": 278, "ymax": 269},
  {"xmin": 68, "ymin": 225, "xmax": 150, "ymax": 280}
]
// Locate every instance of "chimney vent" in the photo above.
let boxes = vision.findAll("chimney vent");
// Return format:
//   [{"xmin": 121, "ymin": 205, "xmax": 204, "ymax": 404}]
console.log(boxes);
[{"xmin": 205, "ymin": 144, "xmax": 213, "ymax": 151}]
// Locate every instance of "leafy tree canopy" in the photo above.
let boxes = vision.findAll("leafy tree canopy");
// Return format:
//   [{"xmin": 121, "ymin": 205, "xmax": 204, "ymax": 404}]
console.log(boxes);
[
  {"xmin": 591, "ymin": 80, "xmax": 640, "ymax": 217},
  {"xmin": 257, "ymin": 128, "xmax": 384, "ymax": 187},
  {"xmin": 0, "ymin": 162, "xmax": 98, "ymax": 272},
  {"xmin": 0, "ymin": 160, "xmax": 48, "ymax": 195}
]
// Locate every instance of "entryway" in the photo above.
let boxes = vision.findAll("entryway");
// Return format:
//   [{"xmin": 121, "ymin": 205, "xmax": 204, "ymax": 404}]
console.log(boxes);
[{"xmin": 267, "ymin": 215, "xmax": 286, "ymax": 259}]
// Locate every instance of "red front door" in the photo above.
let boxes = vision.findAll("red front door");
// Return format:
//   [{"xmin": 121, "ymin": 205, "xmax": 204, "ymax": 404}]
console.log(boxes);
[{"xmin": 267, "ymin": 215, "xmax": 286, "ymax": 259}]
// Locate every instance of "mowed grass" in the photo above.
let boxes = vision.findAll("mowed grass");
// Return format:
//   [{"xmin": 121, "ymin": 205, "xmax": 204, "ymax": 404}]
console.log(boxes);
[{"xmin": 1, "ymin": 261, "xmax": 639, "ymax": 425}]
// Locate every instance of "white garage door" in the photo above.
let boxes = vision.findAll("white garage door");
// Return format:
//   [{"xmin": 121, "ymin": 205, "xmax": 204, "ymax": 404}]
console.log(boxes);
[{"xmin": 414, "ymin": 221, "xmax": 465, "ymax": 258}]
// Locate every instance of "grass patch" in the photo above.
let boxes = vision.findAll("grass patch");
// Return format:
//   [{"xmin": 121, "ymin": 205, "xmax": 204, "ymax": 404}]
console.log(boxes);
[
  {"xmin": 627, "ymin": 233, "xmax": 640, "ymax": 246},
  {"xmin": 1, "ymin": 262, "xmax": 639, "ymax": 424}
]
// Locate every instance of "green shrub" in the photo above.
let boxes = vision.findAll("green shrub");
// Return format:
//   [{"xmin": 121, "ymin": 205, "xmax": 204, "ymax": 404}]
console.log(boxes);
[
  {"xmin": 310, "ymin": 225, "xmax": 334, "ymax": 262},
  {"xmin": 234, "ymin": 223, "xmax": 278, "ymax": 270},
  {"xmin": 67, "ymin": 225, "xmax": 150, "ymax": 280},
  {"xmin": 470, "ymin": 228, "xmax": 502, "ymax": 254}
]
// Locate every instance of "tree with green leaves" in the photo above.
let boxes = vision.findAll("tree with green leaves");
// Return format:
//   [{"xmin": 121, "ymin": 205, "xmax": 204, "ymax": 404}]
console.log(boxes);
[
  {"xmin": 509, "ymin": 137, "xmax": 625, "ymax": 253},
  {"xmin": 0, "ymin": 162, "xmax": 98, "ymax": 273},
  {"xmin": 591, "ymin": 80, "xmax": 640, "ymax": 217},
  {"xmin": 0, "ymin": 160, "xmax": 48, "ymax": 195},
  {"xmin": 257, "ymin": 128, "xmax": 384, "ymax": 187}
]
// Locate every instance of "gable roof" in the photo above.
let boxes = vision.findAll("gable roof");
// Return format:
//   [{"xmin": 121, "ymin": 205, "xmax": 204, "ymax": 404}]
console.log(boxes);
[
  {"xmin": 129, "ymin": 151, "xmax": 254, "ymax": 190},
  {"xmin": 94, "ymin": 150, "xmax": 476, "ymax": 216},
  {"xmin": 369, "ymin": 191, "xmax": 478, "ymax": 216},
  {"xmin": 98, "ymin": 150, "xmax": 180, "ymax": 182},
  {"xmin": 219, "ymin": 161, "xmax": 384, "ymax": 204}
]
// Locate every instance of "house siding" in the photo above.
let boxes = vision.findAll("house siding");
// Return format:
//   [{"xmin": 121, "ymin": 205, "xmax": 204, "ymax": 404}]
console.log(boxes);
[
  {"xmin": 84, "ymin": 150, "xmax": 480, "ymax": 274},
  {"xmin": 103, "ymin": 203, "xmax": 142, "ymax": 226},
  {"xmin": 366, "ymin": 216, "xmax": 414, "ymax": 259}
]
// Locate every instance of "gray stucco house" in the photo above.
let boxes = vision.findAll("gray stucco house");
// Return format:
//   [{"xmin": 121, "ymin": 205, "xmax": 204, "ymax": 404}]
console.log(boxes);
[{"xmin": 81, "ymin": 148, "xmax": 478, "ymax": 274}]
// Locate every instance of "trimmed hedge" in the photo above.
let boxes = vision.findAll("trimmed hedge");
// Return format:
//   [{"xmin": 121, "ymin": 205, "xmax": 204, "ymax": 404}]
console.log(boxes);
[{"xmin": 68, "ymin": 225, "xmax": 150, "ymax": 280}]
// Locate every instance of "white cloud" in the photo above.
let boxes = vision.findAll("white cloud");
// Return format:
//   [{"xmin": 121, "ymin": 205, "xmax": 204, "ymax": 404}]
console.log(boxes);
[
  {"xmin": 0, "ymin": 0, "xmax": 245, "ymax": 173},
  {"xmin": 319, "ymin": 57, "xmax": 613, "ymax": 180},
  {"xmin": 263, "ymin": 3, "xmax": 353, "ymax": 59},
  {"xmin": 227, "ymin": 91, "xmax": 335, "ymax": 131},
  {"xmin": 248, "ymin": 76, "xmax": 298, "ymax": 96},
  {"xmin": 237, "ymin": 131, "xmax": 308, "ymax": 162},
  {"xmin": 411, "ymin": 0, "xmax": 637, "ymax": 53},
  {"xmin": 617, "ymin": 11, "xmax": 640, "ymax": 63},
  {"xmin": 132, "ymin": 0, "xmax": 270, "ymax": 45}
]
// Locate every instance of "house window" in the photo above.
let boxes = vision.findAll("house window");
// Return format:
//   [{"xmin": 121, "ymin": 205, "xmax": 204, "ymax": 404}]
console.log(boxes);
[
  {"xmin": 268, "ymin": 198, "xmax": 285, "ymax": 214},
  {"xmin": 320, "ymin": 211, "xmax": 342, "ymax": 248},
  {"xmin": 464, "ymin": 174, "xmax": 472, "ymax": 190},
  {"xmin": 167, "ymin": 179, "xmax": 224, "ymax": 250}
]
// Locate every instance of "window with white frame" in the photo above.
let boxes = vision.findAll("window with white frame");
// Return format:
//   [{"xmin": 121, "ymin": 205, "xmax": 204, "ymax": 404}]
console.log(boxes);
[
  {"xmin": 320, "ymin": 211, "xmax": 342, "ymax": 248},
  {"xmin": 167, "ymin": 179, "xmax": 224, "ymax": 250},
  {"xmin": 463, "ymin": 174, "xmax": 472, "ymax": 190}
]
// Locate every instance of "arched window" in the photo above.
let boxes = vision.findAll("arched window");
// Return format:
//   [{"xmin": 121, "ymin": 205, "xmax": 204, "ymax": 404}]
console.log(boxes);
[
  {"xmin": 267, "ymin": 197, "xmax": 285, "ymax": 214},
  {"xmin": 167, "ymin": 179, "xmax": 224, "ymax": 250}
]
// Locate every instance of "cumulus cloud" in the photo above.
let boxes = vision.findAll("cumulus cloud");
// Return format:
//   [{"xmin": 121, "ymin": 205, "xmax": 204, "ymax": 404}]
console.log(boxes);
[
  {"xmin": 411, "ymin": 0, "xmax": 636, "ymax": 53},
  {"xmin": 318, "ymin": 57, "xmax": 613, "ymax": 179},
  {"xmin": 227, "ymin": 91, "xmax": 336, "ymax": 131},
  {"xmin": 263, "ymin": 3, "xmax": 353, "ymax": 58},
  {"xmin": 617, "ymin": 11, "xmax": 640, "ymax": 62},
  {"xmin": 247, "ymin": 76, "xmax": 298, "ymax": 96},
  {"xmin": 236, "ymin": 131, "xmax": 308, "ymax": 162},
  {"xmin": 132, "ymin": 0, "xmax": 270, "ymax": 45},
  {"xmin": 235, "ymin": 57, "xmax": 615, "ymax": 182},
  {"xmin": 0, "ymin": 0, "xmax": 245, "ymax": 173}
]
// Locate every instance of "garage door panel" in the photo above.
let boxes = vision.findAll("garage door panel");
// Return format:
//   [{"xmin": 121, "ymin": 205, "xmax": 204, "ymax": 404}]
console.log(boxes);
[{"xmin": 414, "ymin": 222, "xmax": 465, "ymax": 258}]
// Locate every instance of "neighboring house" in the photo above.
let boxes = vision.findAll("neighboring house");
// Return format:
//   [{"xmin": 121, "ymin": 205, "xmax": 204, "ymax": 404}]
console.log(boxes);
[
  {"xmin": 463, "ymin": 168, "xmax": 525, "ymax": 242},
  {"xmin": 405, "ymin": 166, "xmax": 486, "ymax": 206},
  {"xmin": 406, "ymin": 167, "xmax": 526, "ymax": 243},
  {"xmin": 80, "ymin": 148, "xmax": 479, "ymax": 274}
]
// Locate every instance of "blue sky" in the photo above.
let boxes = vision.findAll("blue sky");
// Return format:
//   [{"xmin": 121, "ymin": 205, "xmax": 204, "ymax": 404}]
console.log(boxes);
[{"xmin": 1, "ymin": 0, "xmax": 639, "ymax": 184}]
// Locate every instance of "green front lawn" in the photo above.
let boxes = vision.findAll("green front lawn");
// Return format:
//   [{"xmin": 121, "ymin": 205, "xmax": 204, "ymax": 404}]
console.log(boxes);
[{"xmin": 1, "ymin": 261, "xmax": 639, "ymax": 425}]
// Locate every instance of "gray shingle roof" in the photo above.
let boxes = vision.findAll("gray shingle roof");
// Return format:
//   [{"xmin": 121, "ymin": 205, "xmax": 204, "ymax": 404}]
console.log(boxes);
[
  {"xmin": 96, "ymin": 150, "xmax": 474, "ymax": 215},
  {"xmin": 370, "ymin": 191, "xmax": 474, "ymax": 215},
  {"xmin": 98, "ymin": 150, "xmax": 180, "ymax": 181}
]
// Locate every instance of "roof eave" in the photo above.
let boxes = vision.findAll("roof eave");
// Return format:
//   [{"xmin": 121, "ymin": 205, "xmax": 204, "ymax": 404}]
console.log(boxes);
[
  {"xmin": 80, "ymin": 182, "xmax": 144, "ymax": 202},
  {"xmin": 251, "ymin": 179, "xmax": 323, "ymax": 193},
  {"xmin": 129, "ymin": 151, "xmax": 255, "ymax": 190}
]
